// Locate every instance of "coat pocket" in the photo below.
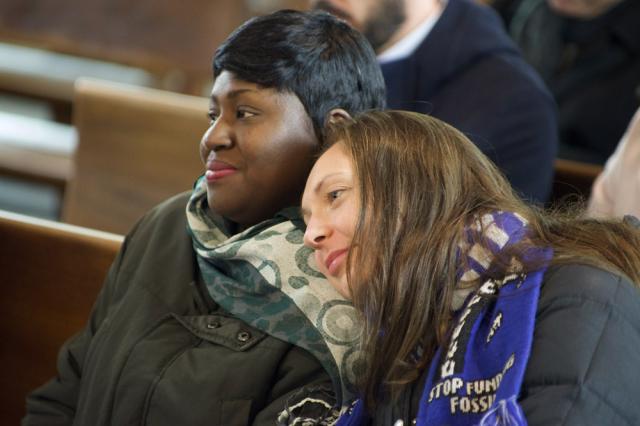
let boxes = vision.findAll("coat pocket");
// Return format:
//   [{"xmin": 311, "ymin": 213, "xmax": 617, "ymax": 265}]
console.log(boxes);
[{"xmin": 172, "ymin": 313, "xmax": 267, "ymax": 351}]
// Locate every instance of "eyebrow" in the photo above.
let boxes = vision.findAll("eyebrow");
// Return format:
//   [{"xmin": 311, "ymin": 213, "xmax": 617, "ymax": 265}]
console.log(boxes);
[
  {"xmin": 312, "ymin": 172, "xmax": 346, "ymax": 195},
  {"xmin": 210, "ymin": 88, "xmax": 257, "ymax": 104}
]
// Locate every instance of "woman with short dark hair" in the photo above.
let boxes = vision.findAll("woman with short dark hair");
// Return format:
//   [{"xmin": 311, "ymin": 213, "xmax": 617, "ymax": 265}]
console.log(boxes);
[{"xmin": 24, "ymin": 10, "xmax": 386, "ymax": 426}]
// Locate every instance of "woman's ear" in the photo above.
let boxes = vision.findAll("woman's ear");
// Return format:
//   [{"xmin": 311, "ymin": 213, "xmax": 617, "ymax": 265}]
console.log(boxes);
[{"xmin": 326, "ymin": 108, "xmax": 352, "ymax": 126}]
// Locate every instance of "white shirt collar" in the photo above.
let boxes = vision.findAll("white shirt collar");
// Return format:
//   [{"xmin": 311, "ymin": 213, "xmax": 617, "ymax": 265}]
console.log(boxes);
[{"xmin": 377, "ymin": 1, "xmax": 446, "ymax": 65}]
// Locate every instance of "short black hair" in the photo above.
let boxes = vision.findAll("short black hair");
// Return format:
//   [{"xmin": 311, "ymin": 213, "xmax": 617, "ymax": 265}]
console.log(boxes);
[{"xmin": 213, "ymin": 9, "xmax": 386, "ymax": 141}]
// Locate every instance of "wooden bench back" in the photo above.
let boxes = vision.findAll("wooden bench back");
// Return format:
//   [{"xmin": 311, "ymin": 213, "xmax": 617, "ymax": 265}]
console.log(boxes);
[
  {"xmin": 0, "ymin": 0, "xmax": 252, "ymax": 97},
  {"xmin": 550, "ymin": 158, "xmax": 603, "ymax": 205},
  {"xmin": 0, "ymin": 210, "xmax": 122, "ymax": 425},
  {"xmin": 62, "ymin": 78, "xmax": 209, "ymax": 234}
]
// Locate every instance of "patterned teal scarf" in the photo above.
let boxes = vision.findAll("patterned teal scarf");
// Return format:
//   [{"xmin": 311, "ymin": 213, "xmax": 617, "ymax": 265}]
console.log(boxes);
[{"xmin": 186, "ymin": 177, "xmax": 362, "ymax": 407}]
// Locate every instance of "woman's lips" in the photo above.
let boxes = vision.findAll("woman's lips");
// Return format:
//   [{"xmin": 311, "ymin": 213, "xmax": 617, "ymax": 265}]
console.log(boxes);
[
  {"xmin": 205, "ymin": 160, "xmax": 237, "ymax": 182},
  {"xmin": 325, "ymin": 249, "xmax": 349, "ymax": 276}
]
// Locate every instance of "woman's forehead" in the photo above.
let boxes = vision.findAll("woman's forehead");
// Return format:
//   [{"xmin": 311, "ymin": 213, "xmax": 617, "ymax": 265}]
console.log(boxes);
[
  {"xmin": 211, "ymin": 71, "xmax": 280, "ymax": 98},
  {"xmin": 210, "ymin": 72, "xmax": 303, "ymax": 110},
  {"xmin": 304, "ymin": 145, "xmax": 352, "ymax": 194},
  {"xmin": 211, "ymin": 72, "xmax": 260, "ymax": 99}
]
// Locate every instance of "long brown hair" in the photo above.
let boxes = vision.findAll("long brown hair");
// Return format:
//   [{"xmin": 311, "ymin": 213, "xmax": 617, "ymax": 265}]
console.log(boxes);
[{"xmin": 325, "ymin": 110, "xmax": 640, "ymax": 409}]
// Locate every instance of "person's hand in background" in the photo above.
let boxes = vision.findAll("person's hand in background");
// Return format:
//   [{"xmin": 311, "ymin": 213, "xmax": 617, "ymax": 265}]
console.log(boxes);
[{"xmin": 588, "ymin": 107, "xmax": 640, "ymax": 218}]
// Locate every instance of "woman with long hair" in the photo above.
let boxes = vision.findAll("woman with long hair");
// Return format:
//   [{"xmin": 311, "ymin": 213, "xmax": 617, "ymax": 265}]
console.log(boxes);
[{"xmin": 301, "ymin": 110, "xmax": 640, "ymax": 425}]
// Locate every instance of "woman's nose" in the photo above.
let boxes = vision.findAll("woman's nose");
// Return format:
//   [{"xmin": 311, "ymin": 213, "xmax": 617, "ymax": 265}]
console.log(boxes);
[
  {"xmin": 303, "ymin": 218, "xmax": 330, "ymax": 249},
  {"xmin": 201, "ymin": 118, "xmax": 233, "ymax": 153}
]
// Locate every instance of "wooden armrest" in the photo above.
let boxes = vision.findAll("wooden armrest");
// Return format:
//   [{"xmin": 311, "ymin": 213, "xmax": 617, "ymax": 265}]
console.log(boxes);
[{"xmin": 0, "ymin": 210, "xmax": 122, "ymax": 425}]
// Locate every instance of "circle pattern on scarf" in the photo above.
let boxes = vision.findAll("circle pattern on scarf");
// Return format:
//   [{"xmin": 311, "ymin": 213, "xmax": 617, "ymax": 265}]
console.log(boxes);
[
  {"xmin": 341, "ymin": 346, "xmax": 365, "ymax": 394},
  {"xmin": 295, "ymin": 245, "xmax": 325, "ymax": 278},
  {"xmin": 286, "ymin": 228, "xmax": 304, "ymax": 244},
  {"xmin": 317, "ymin": 300, "xmax": 361, "ymax": 345},
  {"xmin": 288, "ymin": 276, "xmax": 309, "ymax": 289},
  {"xmin": 294, "ymin": 292, "xmax": 322, "ymax": 313}
]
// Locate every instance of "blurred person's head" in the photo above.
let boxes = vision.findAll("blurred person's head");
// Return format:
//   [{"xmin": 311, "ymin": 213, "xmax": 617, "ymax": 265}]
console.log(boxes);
[
  {"xmin": 547, "ymin": 0, "xmax": 624, "ymax": 18},
  {"xmin": 200, "ymin": 10, "xmax": 386, "ymax": 229},
  {"xmin": 311, "ymin": 0, "xmax": 440, "ymax": 53}
]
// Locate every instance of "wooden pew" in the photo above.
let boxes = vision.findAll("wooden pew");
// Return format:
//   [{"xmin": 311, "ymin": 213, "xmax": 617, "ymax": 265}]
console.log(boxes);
[
  {"xmin": 0, "ymin": 209, "xmax": 123, "ymax": 425},
  {"xmin": 550, "ymin": 158, "xmax": 603, "ymax": 205},
  {"xmin": 62, "ymin": 78, "xmax": 209, "ymax": 234},
  {"xmin": 0, "ymin": 0, "xmax": 309, "ymax": 116},
  {"xmin": 0, "ymin": 0, "xmax": 253, "ymax": 101},
  {"xmin": 0, "ymin": 110, "xmax": 75, "ymax": 197}
]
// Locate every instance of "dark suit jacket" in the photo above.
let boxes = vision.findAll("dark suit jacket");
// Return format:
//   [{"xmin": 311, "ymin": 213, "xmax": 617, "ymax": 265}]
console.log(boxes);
[{"xmin": 382, "ymin": 0, "xmax": 558, "ymax": 203}]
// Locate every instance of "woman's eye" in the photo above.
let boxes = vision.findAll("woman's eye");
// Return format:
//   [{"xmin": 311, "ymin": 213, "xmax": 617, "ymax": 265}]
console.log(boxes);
[
  {"xmin": 237, "ymin": 109, "xmax": 257, "ymax": 119},
  {"xmin": 207, "ymin": 112, "xmax": 219, "ymax": 123},
  {"xmin": 328, "ymin": 189, "xmax": 344, "ymax": 202}
]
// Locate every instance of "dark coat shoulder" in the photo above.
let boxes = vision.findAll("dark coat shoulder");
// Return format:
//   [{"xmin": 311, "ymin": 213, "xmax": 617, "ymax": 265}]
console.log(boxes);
[{"xmin": 521, "ymin": 264, "xmax": 640, "ymax": 425}]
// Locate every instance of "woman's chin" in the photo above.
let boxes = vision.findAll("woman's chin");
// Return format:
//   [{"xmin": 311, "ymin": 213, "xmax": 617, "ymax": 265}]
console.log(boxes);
[{"xmin": 328, "ymin": 276, "xmax": 351, "ymax": 300}]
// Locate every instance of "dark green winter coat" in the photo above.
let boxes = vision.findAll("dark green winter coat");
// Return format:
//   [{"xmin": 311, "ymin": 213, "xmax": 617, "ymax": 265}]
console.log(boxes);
[{"xmin": 24, "ymin": 192, "xmax": 332, "ymax": 426}]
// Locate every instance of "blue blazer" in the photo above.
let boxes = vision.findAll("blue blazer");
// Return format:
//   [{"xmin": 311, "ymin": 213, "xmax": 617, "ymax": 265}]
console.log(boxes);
[{"xmin": 382, "ymin": 0, "xmax": 558, "ymax": 203}]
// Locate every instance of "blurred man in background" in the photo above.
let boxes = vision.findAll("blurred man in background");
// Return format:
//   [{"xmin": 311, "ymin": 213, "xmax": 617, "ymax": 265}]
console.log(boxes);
[
  {"xmin": 312, "ymin": 0, "xmax": 558, "ymax": 203},
  {"xmin": 495, "ymin": 0, "xmax": 640, "ymax": 164}
]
